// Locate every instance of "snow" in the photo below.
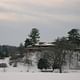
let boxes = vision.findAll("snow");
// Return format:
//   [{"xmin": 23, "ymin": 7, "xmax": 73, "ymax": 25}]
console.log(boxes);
[
  {"xmin": 0, "ymin": 73, "xmax": 80, "ymax": 80},
  {"xmin": 0, "ymin": 58, "xmax": 39, "ymax": 72},
  {"xmin": 35, "ymin": 42, "xmax": 54, "ymax": 46},
  {"xmin": 0, "ymin": 57, "xmax": 80, "ymax": 73},
  {"xmin": 0, "ymin": 58, "xmax": 80, "ymax": 80}
]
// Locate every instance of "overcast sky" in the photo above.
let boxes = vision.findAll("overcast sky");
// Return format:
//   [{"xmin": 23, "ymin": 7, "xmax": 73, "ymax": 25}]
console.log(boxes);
[{"xmin": 0, "ymin": 0, "xmax": 80, "ymax": 46}]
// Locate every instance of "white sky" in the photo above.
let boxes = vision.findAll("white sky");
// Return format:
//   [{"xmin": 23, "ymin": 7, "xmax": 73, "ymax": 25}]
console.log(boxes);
[{"xmin": 0, "ymin": 0, "xmax": 80, "ymax": 46}]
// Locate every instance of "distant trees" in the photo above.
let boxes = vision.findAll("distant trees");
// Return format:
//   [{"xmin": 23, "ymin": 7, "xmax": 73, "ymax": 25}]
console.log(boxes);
[
  {"xmin": 0, "ymin": 45, "xmax": 9, "ymax": 59},
  {"xmin": 18, "ymin": 43, "xmax": 24, "ymax": 58},
  {"xmin": 0, "ymin": 51, "xmax": 5, "ymax": 59},
  {"xmin": 24, "ymin": 28, "xmax": 40, "ymax": 47}
]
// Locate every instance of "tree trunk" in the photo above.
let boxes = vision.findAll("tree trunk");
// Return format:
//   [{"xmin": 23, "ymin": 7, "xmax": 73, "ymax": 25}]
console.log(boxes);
[
  {"xmin": 76, "ymin": 52, "xmax": 79, "ymax": 68},
  {"xmin": 59, "ymin": 67, "xmax": 62, "ymax": 73}
]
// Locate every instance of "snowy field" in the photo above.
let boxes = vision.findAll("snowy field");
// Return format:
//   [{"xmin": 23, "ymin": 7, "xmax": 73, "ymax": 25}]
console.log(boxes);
[
  {"xmin": 0, "ymin": 58, "xmax": 80, "ymax": 80},
  {"xmin": 0, "ymin": 58, "xmax": 80, "ymax": 73},
  {"xmin": 0, "ymin": 73, "xmax": 80, "ymax": 80}
]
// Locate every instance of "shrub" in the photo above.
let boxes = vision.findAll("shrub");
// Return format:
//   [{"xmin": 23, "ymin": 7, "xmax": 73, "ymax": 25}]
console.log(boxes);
[{"xmin": 37, "ymin": 58, "xmax": 49, "ymax": 70}]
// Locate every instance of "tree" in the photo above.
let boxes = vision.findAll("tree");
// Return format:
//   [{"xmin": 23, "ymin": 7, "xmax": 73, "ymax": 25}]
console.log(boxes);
[
  {"xmin": 18, "ymin": 43, "xmax": 24, "ymax": 57},
  {"xmin": 53, "ymin": 37, "xmax": 69, "ymax": 73},
  {"xmin": 68, "ymin": 29, "xmax": 80, "ymax": 47},
  {"xmin": 0, "ymin": 46, "xmax": 9, "ymax": 58},
  {"xmin": 40, "ymin": 49, "xmax": 55, "ymax": 68},
  {"xmin": 68, "ymin": 29, "xmax": 80, "ymax": 67},
  {"xmin": 37, "ymin": 58, "xmax": 49, "ymax": 70},
  {"xmin": 0, "ymin": 51, "xmax": 5, "ymax": 59},
  {"xmin": 29, "ymin": 28, "xmax": 40, "ymax": 45},
  {"xmin": 24, "ymin": 38, "xmax": 32, "ymax": 47}
]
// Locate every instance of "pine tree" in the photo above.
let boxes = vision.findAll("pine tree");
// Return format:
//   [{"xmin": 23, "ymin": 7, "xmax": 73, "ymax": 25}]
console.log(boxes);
[{"xmin": 29, "ymin": 28, "xmax": 40, "ymax": 46}]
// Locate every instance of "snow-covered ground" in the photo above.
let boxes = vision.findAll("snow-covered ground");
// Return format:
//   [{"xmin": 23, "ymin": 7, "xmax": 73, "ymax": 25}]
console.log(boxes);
[
  {"xmin": 0, "ymin": 57, "xmax": 39, "ymax": 72},
  {"xmin": 0, "ymin": 73, "xmax": 80, "ymax": 80},
  {"xmin": 0, "ymin": 58, "xmax": 80, "ymax": 73},
  {"xmin": 0, "ymin": 58, "xmax": 80, "ymax": 80}
]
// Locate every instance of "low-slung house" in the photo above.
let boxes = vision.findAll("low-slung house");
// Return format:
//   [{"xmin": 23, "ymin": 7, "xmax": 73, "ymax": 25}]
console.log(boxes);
[{"xmin": 24, "ymin": 42, "xmax": 80, "ymax": 69}]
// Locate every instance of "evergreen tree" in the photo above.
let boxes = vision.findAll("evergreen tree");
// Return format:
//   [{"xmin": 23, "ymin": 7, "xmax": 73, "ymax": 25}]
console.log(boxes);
[
  {"xmin": 38, "ymin": 58, "xmax": 49, "ymax": 70},
  {"xmin": 29, "ymin": 28, "xmax": 40, "ymax": 45},
  {"xmin": 68, "ymin": 29, "xmax": 80, "ymax": 47},
  {"xmin": 24, "ymin": 38, "xmax": 32, "ymax": 47},
  {"xmin": 24, "ymin": 28, "xmax": 40, "ymax": 47}
]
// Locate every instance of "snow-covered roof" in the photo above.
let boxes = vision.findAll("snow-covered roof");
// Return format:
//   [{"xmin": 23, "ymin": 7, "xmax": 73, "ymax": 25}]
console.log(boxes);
[{"xmin": 35, "ymin": 42, "xmax": 54, "ymax": 46}]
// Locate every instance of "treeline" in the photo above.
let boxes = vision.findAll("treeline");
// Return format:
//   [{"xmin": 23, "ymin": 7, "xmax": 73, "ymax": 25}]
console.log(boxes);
[{"xmin": 0, "ymin": 45, "xmax": 18, "ymax": 59}]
